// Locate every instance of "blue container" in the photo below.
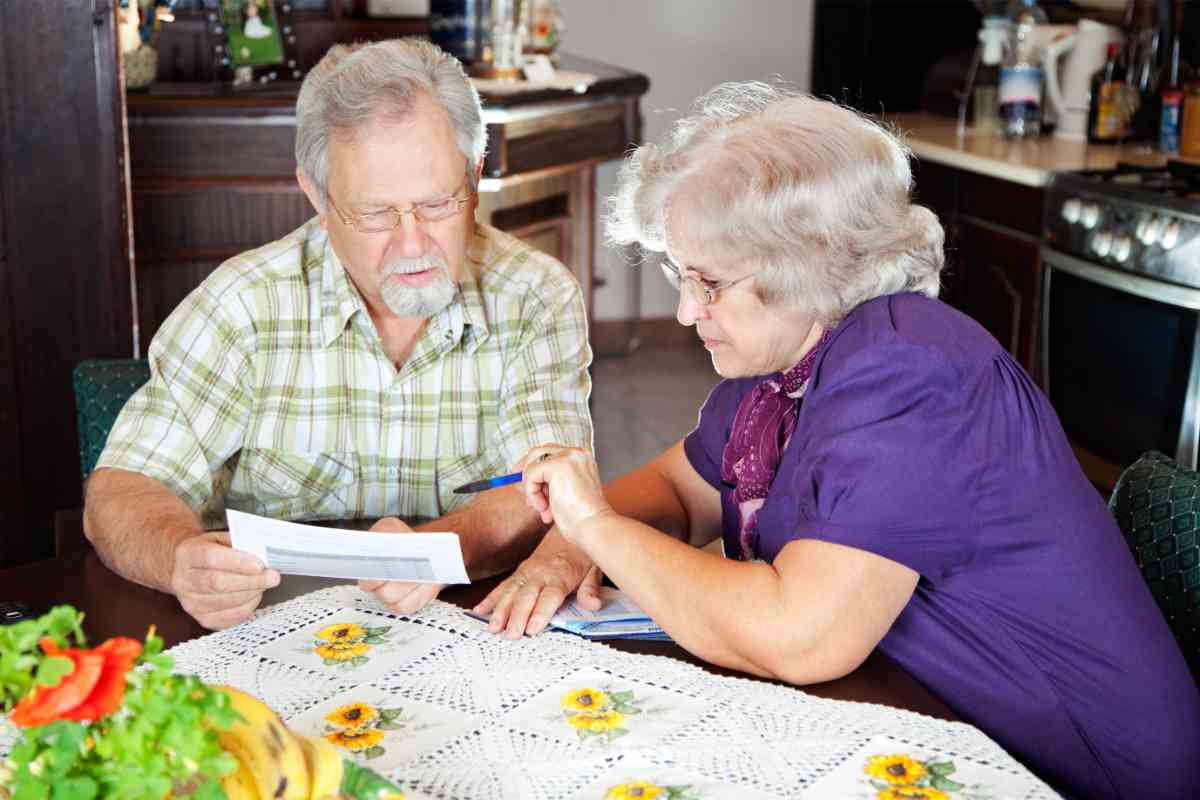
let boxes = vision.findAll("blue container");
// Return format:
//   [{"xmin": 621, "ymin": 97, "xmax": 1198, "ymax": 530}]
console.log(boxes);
[{"xmin": 429, "ymin": 0, "xmax": 491, "ymax": 65}]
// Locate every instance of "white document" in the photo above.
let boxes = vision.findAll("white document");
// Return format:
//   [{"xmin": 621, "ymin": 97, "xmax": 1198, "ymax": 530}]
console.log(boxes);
[
  {"xmin": 226, "ymin": 510, "xmax": 469, "ymax": 584},
  {"xmin": 547, "ymin": 587, "xmax": 669, "ymax": 640}
]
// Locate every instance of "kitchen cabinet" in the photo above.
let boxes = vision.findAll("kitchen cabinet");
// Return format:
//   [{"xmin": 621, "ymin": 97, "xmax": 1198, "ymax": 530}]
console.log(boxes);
[
  {"xmin": 127, "ymin": 55, "xmax": 647, "ymax": 347},
  {"xmin": 914, "ymin": 159, "xmax": 1044, "ymax": 377}
]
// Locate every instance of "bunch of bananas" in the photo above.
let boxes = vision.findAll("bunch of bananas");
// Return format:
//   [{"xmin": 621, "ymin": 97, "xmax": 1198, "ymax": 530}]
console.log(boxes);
[{"xmin": 215, "ymin": 685, "xmax": 346, "ymax": 800}]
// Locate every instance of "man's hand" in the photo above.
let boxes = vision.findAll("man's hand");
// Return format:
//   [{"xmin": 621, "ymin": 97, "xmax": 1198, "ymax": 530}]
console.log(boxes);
[
  {"xmin": 171, "ymin": 531, "xmax": 280, "ymax": 630},
  {"xmin": 357, "ymin": 517, "xmax": 445, "ymax": 614},
  {"xmin": 473, "ymin": 537, "xmax": 604, "ymax": 639}
]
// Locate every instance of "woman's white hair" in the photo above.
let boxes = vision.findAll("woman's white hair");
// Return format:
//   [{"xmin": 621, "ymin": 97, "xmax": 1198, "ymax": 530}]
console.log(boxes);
[
  {"xmin": 607, "ymin": 81, "xmax": 944, "ymax": 323},
  {"xmin": 295, "ymin": 38, "xmax": 486, "ymax": 207}
]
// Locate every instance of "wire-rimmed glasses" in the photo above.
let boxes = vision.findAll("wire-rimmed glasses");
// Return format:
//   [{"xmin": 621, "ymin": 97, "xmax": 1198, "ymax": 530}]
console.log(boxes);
[
  {"xmin": 327, "ymin": 172, "xmax": 473, "ymax": 234},
  {"xmin": 659, "ymin": 258, "xmax": 756, "ymax": 306}
]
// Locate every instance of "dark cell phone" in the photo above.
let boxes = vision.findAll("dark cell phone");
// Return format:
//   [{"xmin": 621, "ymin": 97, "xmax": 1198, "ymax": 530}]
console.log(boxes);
[{"xmin": 0, "ymin": 601, "xmax": 33, "ymax": 625}]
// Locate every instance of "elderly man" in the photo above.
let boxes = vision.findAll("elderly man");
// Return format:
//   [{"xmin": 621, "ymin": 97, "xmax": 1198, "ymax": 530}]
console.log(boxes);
[{"xmin": 84, "ymin": 39, "xmax": 593, "ymax": 630}]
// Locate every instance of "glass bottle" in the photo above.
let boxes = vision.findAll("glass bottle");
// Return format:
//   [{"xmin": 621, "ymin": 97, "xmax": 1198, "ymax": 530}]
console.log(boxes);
[
  {"xmin": 1087, "ymin": 41, "xmax": 1133, "ymax": 142},
  {"xmin": 973, "ymin": 15, "xmax": 1009, "ymax": 135},
  {"xmin": 998, "ymin": 0, "xmax": 1048, "ymax": 138},
  {"xmin": 1159, "ymin": 34, "xmax": 1187, "ymax": 153}
]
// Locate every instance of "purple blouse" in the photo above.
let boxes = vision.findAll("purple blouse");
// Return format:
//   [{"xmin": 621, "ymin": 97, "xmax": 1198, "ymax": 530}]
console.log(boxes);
[{"xmin": 684, "ymin": 293, "xmax": 1200, "ymax": 800}]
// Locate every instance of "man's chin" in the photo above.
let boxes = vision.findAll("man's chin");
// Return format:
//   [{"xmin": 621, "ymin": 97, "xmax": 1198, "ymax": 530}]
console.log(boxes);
[{"xmin": 381, "ymin": 281, "xmax": 456, "ymax": 319}]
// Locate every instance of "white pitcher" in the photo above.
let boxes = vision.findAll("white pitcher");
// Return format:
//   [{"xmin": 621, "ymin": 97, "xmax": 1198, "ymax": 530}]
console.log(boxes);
[{"xmin": 1044, "ymin": 19, "xmax": 1124, "ymax": 141}]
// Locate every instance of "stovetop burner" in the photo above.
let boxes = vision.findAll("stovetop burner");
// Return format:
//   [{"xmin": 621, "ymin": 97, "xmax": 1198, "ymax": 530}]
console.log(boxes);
[{"xmin": 1073, "ymin": 160, "xmax": 1200, "ymax": 199}]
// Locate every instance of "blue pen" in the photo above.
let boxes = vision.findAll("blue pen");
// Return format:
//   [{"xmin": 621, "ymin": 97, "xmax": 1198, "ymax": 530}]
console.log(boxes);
[{"xmin": 452, "ymin": 472, "xmax": 523, "ymax": 494}]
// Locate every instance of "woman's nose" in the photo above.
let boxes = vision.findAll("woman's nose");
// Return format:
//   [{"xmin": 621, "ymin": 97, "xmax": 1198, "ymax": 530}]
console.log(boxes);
[{"xmin": 676, "ymin": 287, "xmax": 708, "ymax": 326}]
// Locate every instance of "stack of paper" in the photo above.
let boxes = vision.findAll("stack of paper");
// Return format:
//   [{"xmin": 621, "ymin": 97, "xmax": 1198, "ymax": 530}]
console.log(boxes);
[{"xmin": 546, "ymin": 588, "xmax": 671, "ymax": 641}]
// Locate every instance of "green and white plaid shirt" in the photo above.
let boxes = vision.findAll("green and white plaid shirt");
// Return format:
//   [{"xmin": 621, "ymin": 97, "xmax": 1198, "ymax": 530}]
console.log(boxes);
[{"xmin": 98, "ymin": 219, "xmax": 593, "ymax": 529}]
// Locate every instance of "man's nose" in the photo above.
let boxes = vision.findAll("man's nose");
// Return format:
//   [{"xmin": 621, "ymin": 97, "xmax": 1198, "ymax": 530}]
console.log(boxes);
[
  {"xmin": 388, "ymin": 212, "xmax": 427, "ymax": 257},
  {"xmin": 676, "ymin": 287, "xmax": 708, "ymax": 326}
]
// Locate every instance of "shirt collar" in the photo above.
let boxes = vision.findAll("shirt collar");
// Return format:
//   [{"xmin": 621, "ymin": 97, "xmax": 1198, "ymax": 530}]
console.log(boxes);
[
  {"xmin": 318, "ymin": 223, "xmax": 493, "ymax": 353},
  {"xmin": 319, "ymin": 233, "xmax": 365, "ymax": 349}
]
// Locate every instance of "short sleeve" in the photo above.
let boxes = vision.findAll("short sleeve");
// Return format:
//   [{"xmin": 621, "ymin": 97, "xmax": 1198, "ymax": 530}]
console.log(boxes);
[
  {"xmin": 491, "ymin": 268, "xmax": 593, "ymax": 472},
  {"xmin": 684, "ymin": 377, "xmax": 759, "ymax": 488},
  {"xmin": 784, "ymin": 338, "xmax": 981, "ymax": 581},
  {"xmin": 95, "ymin": 280, "xmax": 256, "ymax": 513}
]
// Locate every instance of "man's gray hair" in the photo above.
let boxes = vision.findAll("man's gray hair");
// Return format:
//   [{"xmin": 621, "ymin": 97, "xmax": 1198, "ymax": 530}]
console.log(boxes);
[
  {"xmin": 295, "ymin": 38, "xmax": 487, "ymax": 207},
  {"xmin": 607, "ymin": 81, "xmax": 944, "ymax": 323}
]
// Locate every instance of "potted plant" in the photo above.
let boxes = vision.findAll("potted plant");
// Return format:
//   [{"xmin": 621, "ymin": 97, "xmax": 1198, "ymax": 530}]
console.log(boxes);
[{"xmin": 0, "ymin": 606, "xmax": 404, "ymax": 799}]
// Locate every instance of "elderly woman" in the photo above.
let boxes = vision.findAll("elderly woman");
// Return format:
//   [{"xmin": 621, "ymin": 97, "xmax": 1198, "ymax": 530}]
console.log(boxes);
[{"xmin": 474, "ymin": 84, "xmax": 1200, "ymax": 799}]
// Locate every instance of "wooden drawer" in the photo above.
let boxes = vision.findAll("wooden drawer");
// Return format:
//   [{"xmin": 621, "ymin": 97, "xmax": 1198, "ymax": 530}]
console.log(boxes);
[
  {"xmin": 958, "ymin": 170, "xmax": 1044, "ymax": 236},
  {"xmin": 129, "ymin": 117, "xmax": 297, "ymax": 178},
  {"xmin": 133, "ymin": 183, "xmax": 312, "ymax": 257}
]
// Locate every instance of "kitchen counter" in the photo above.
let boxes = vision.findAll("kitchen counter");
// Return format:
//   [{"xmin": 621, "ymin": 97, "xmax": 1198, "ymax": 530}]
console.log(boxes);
[{"xmin": 885, "ymin": 112, "xmax": 1170, "ymax": 187}]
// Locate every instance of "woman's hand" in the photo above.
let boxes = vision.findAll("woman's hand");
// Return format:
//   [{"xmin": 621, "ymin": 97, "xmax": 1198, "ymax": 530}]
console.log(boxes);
[
  {"xmin": 473, "ymin": 540, "xmax": 604, "ymax": 639},
  {"xmin": 521, "ymin": 445, "xmax": 615, "ymax": 542}
]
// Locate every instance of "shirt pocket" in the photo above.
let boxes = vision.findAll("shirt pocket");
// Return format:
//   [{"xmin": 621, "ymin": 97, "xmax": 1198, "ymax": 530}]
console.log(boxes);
[{"xmin": 230, "ymin": 449, "xmax": 358, "ymax": 521}]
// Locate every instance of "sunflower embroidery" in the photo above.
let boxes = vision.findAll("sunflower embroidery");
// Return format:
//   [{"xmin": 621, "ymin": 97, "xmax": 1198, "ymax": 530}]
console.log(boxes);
[
  {"xmin": 567, "ymin": 710, "xmax": 625, "ymax": 733},
  {"xmin": 862, "ymin": 752, "xmax": 967, "ymax": 797},
  {"xmin": 325, "ymin": 702, "xmax": 379, "ymax": 729},
  {"xmin": 317, "ymin": 623, "xmax": 367, "ymax": 642},
  {"xmin": 559, "ymin": 685, "xmax": 643, "ymax": 743},
  {"xmin": 314, "ymin": 641, "xmax": 370, "ymax": 662},
  {"xmin": 604, "ymin": 781, "xmax": 701, "ymax": 800},
  {"xmin": 325, "ymin": 727, "xmax": 384, "ymax": 751},
  {"xmin": 867, "ymin": 755, "xmax": 926, "ymax": 786},
  {"xmin": 878, "ymin": 788, "xmax": 951, "ymax": 800},
  {"xmin": 321, "ymin": 702, "xmax": 427, "ymax": 761},
  {"xmin": 307, "ymin": 619, "xmax": 393, "ymax": 668},
  {"xmin": 562, "ymin": 688, "xmax": 609, "ymax": 712}
]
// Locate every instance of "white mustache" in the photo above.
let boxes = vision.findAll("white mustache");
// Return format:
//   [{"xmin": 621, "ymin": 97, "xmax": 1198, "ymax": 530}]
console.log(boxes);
[{"xmin": 382, "ymin": 254, "xmax": 446, "ymax": 276}]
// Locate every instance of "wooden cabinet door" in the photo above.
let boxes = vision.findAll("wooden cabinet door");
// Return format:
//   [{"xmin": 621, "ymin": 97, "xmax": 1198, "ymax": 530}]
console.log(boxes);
[
  {"xmin": 910, "ymin": 159, "xmax": 960, "ymax": 309},
  {"xmin": 955, "ymin": 216, "xmax": 1043, "ymax": 375},
  {"xmin": 0, "ymin": 0, "xmax": 133, "ymax": 565}
]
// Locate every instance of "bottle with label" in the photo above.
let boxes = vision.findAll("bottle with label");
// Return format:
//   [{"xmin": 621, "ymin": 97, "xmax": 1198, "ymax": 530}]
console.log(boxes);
[
  {"xmin": 1182, "ymin": 83, "xmax": 1200, "ymax": 159},
  {"xmin": 998, "ymin": 0, "xmax": 1048, "ymax": 138},
  {"xmin": 1087, "ymin": 42, "xmax": 1134, "ymax": 142},
  {"xmin": 1159, "ymin": 34, "xmax": 1189, "ymax": 154}
]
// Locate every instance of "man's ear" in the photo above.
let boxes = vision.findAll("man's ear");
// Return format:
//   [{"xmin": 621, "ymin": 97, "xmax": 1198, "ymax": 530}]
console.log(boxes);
[{"xmin": 296, "ymin": 169, "xmax": 328, "ymax": 229}]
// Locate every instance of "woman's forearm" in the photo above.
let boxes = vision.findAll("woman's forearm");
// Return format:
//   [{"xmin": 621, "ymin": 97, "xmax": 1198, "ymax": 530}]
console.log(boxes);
[{"xmin": 572, "ymin": 513, "xmax": 803, "ymax": 679}]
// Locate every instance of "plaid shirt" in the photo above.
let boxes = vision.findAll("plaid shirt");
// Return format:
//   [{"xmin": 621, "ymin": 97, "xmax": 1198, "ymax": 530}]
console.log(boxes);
[{"xmin": 98, "ymin": 219, "xmax": 593, "ymax": 529}]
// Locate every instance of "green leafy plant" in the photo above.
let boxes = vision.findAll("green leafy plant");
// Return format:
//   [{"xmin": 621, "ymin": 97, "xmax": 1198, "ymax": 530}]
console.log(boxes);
[{"xmin": 0, "ymin": 607, "xmax": 238, "ymax": 800}]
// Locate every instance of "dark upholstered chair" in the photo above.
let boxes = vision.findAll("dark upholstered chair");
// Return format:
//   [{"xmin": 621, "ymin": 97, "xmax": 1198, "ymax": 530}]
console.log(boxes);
[
  {"xmin": 56, "ymin": 359, "xmax": 150, "ymax": 554},
  {"xmin": 73, "ymin": 358, "xmax": 150, "ymax": 481},
  {"xmin": 1109, "ymin": 451, "xmax": 1200, "ymax": 678}
]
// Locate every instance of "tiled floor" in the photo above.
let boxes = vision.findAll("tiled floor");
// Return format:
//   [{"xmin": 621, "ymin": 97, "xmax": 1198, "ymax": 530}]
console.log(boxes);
[{"xmin": 591, "ymin": 342, "xmax": 721, "ymax": 481}]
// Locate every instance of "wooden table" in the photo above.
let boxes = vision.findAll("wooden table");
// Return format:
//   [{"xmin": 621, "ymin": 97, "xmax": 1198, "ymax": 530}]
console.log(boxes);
[{"xmin": 0, "ymin": 550, "xmax": 955, "ymax": 722}]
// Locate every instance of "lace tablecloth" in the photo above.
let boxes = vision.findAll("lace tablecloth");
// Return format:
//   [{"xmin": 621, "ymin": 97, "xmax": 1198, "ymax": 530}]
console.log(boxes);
[{"xmin": 1, "ymin": 586, "xmax": 1058, "ymax": 799}]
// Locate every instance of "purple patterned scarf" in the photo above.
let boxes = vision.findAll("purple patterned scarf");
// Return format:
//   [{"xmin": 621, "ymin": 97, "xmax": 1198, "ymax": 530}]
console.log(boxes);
[{"xmin": 720, "ymin": 329, "xmax": 831, "ymax": 560}]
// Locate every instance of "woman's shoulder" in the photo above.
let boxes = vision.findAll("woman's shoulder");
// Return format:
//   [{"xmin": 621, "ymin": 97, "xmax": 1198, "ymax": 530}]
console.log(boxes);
[{"xmin": 819, "ymin": 293, "xmax": 1003, "ymax": 384}]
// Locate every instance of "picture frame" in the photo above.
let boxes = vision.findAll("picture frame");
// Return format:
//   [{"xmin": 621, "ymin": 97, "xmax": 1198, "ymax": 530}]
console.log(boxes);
[{"xmin": 209, "ymin": 0, "xmax": 304, "ymax": 88}]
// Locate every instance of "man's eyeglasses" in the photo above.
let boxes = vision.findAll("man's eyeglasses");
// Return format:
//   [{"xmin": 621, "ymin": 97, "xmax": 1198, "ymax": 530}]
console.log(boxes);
[
  {"xmin": 327, "ymin": 172, "xmax": 473, "ymax": 234},
  {"xmin": 659, "ymin": 259, "xmax": 756, "ymax": 306}
]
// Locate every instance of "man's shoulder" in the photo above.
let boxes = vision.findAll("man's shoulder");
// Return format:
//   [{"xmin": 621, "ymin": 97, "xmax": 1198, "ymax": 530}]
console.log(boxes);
[
  {"xmin": 199, "ymin": 218, "xmax": 324, "ymax": 301},
  {"xmin": 473, "ymin": 223, "xmax": 581, "ymax": 300}
]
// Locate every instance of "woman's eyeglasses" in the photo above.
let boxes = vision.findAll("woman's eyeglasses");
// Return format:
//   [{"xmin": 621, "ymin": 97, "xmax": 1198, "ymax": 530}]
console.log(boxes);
[
  {"xmin": 659, "ymin": 259, "xmax": 755, "ymax": 306},
  {"xmin": 327, "ymin": 172, "xmax": 473, "ymax": 234}
]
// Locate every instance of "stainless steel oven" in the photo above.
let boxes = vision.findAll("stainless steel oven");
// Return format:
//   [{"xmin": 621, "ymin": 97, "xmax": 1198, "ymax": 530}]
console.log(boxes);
[{"xmin": 1041, "ymin": 162, "xmax": 1200, "ymax": 486}]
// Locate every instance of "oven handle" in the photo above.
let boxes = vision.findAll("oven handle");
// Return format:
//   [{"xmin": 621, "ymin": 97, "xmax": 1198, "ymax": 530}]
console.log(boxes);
[
  {"xmin": 1039, "ymin": 246, "xmax": 1200, "ymax": 470},
  {"xmin": 1039, "ymin": 247, "xmax": 1200, "ymax": 310}
]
